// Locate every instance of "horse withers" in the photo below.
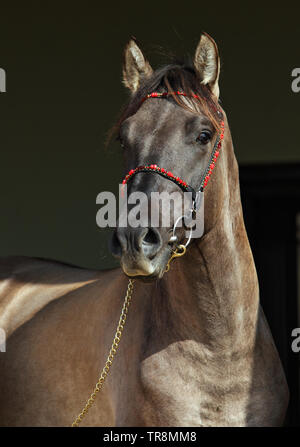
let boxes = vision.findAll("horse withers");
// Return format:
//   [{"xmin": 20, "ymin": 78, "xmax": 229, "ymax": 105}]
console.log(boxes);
[{"xmin": 0, "ymin": 33, "xmax": 289, "ymax": 426}]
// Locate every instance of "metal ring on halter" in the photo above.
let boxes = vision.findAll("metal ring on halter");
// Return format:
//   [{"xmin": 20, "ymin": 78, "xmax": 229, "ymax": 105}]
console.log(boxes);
[{"xmin": 169, "ymin": 211, "xmax": 194, "ymax": 249}]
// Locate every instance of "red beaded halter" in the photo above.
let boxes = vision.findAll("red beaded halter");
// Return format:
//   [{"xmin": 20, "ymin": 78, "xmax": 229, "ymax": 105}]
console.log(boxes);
[{"xmin": 121, "ymin": 91, "xmax": 225, "ymax": 210}]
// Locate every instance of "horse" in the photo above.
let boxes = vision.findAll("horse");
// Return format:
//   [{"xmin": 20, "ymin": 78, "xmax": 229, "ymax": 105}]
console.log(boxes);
[{"xmin": 0, "ymin": 33, "xmax": 289, "ymax": 426}]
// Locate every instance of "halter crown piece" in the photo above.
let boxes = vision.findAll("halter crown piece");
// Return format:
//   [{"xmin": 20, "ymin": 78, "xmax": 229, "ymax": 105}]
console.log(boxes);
[{"xmin": 121, "ymin": 91, "xmax": 225, "ymax": 211}]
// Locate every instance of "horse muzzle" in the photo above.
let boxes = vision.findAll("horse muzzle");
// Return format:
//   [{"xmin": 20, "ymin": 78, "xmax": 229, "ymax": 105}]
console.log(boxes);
[{"xmin": 111, "ymin": 226, "xmax": 169, "ymax": 279}]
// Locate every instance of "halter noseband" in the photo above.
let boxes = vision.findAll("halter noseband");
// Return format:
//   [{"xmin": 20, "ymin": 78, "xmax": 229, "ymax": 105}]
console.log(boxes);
[{"xmin": 122, "ymin": 91, "xmax": 225, "ymax": 211}]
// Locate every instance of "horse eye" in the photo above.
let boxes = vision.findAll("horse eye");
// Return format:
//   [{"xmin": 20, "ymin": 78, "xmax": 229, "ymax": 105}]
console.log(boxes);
[{"xmin": 196, "ymin": 131, "xmax": 212, "ymax": 145}]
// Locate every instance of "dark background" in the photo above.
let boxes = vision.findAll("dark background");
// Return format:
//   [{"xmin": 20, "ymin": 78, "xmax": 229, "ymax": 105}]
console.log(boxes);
[{"xmin": 0, "ymin": 1, "xmax": 299, "ymax": 425}]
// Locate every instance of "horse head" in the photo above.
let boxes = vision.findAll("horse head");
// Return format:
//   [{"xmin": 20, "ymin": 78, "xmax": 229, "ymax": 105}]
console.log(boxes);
[{"xmin": 111, "ymin": 33, "xmax": 231, "ymax": 280}]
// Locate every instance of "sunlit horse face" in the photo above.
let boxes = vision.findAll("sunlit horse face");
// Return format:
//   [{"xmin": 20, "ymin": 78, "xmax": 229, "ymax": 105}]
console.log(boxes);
[{"xmin": 111, "ymin": 33, "xmax": 221, "ymax": 280}]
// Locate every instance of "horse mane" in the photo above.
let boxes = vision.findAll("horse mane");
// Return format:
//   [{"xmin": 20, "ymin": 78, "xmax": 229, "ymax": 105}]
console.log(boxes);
[{"xmin": 107, "ymin": 62, "xmax": 222, "ymax": 146}]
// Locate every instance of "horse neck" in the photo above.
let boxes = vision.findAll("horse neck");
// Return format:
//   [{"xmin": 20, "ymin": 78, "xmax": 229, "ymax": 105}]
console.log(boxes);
[{"xmin": 154, "ymin": 134, "xmax": 259, "ymax": 348}]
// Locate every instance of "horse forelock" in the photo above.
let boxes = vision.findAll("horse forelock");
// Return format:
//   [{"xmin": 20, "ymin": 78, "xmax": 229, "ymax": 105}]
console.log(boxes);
[{"xmin": 107, "ymin": 63, "xmax": 222, "ymax": 146}]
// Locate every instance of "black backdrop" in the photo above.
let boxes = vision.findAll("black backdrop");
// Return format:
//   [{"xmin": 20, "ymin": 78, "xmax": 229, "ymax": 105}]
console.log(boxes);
[
  {"xmin": 240, "ymin": 164, "xmax": 300, "ymax": 425},
  {"xmin": 0, "ymin": 1, "xmax": 299, "ymax": 426}
]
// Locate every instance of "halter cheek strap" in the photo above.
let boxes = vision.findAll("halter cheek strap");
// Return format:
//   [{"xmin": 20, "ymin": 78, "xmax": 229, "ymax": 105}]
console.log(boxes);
[{"xmin": 121, "ymin": 91, "xmax": 225, "ymax": 211}]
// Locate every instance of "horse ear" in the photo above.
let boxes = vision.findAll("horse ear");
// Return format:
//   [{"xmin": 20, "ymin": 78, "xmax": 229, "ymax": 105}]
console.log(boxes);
[
  {"xmin": 194, "ymin": 32, "xmax": 220, "ymax": 99},
  {"xmin": 122, "ymin": 38, "xmax": 153, "ymax": 93}
]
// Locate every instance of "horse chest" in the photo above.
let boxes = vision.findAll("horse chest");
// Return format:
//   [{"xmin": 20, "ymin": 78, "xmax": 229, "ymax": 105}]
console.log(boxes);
[{"xmin": 126, "ymin": 342, "xmax": 252, "ymax": 427}]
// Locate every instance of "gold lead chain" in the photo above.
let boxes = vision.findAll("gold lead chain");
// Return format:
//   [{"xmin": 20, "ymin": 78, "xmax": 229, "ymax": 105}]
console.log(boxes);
[
  {"xmin": 165, "ymin": 244, "xmax": 186, "ymax": 272},
  {"xmin": 71, "ymin": 279, "xmax": 135, "ymax": 427}
]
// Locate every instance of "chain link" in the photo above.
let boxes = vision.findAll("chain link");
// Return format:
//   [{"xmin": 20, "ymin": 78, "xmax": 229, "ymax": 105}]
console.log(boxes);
[{"xmin": 71, "ymin": 279, "xmax": 135, "ymax": 427}]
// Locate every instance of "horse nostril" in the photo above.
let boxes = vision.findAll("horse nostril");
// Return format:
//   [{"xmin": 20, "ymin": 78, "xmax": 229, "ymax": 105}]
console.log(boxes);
[
  {"xmin": 111, "ymin": 230, "xmax": 125, "ymax": 258},
  {"xmin": 141, "ymin": 228, "xmax": 162, "ymax": 259},
  {"xmin": 111, "ymin": 227, "xmax": 162, "ymax": 261},
  {"xmin": 143, "ymin": 228, "xmax": 159, "ymax": 245}
]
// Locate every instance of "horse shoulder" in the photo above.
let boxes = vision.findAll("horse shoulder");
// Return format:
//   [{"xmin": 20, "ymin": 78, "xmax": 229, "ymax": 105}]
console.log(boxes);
[{"xmin": 0, "ymin": 256, "xmax": 105, "ymax": 339}]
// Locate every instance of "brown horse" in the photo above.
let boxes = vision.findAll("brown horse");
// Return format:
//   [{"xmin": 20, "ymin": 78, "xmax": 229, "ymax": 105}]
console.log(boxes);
[{"xmin": 0, "ymin": 33, "xmax": 289, "ymax": 426}]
